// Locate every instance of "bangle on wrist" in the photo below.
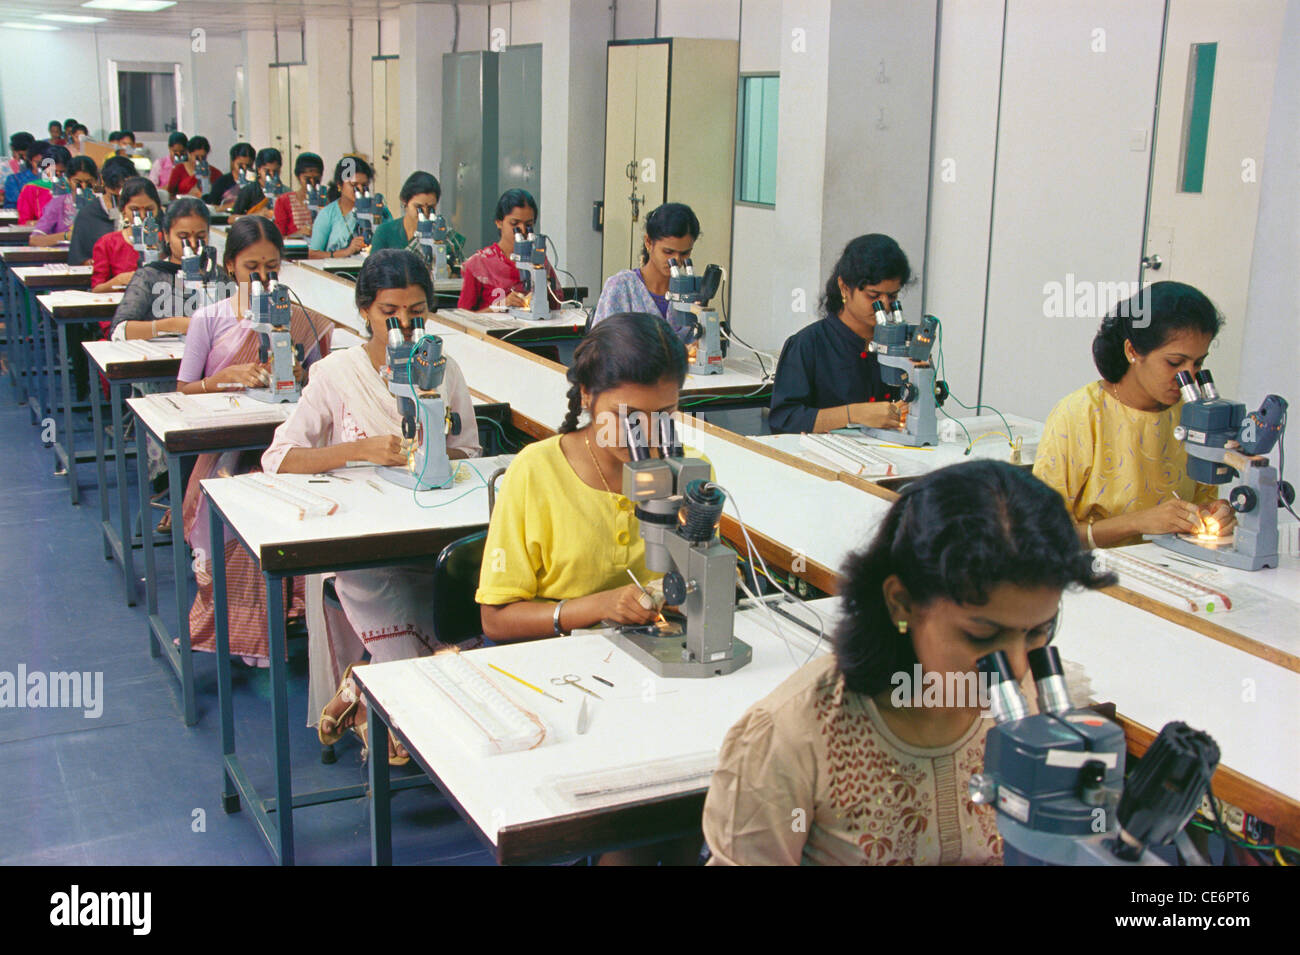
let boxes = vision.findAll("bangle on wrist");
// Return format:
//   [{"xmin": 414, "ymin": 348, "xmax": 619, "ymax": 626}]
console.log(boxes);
[
  {"xmin": 151, "ymin": 319, "xmax": 157, "ymax": 338},
  {"xmin": 552, "ymin": 598, "xmax": 569, "ymax": 636},
  {"xmin": 846, "ymin": 405, "xmax": 853, "ymax": 427},
  {"xmin": 201, "ymin": 377, "xmax": 207, "ymax": 393},
  {"xmin": 1086, "ymin": 519, "xmax": 1098, "ymax": 550}
]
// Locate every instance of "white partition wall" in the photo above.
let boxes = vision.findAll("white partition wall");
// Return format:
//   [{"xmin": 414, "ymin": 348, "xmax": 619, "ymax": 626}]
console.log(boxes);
[{"xmin": 978, "ymin": 0, "xmax": 1166, "ymax": 420}]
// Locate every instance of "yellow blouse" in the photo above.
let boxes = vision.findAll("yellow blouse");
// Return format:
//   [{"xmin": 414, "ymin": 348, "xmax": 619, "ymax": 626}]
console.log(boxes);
[
  {"xmin": 475, "ymin": 434, "xmax": 656, "ymax": 605},
  {"xmin": 703, "ymin": 654, "xmax": 1007, "ymax": 866},
  {"xmin": 1033, "ymin": 381, "xmax": 1218, "ymax": 546}
]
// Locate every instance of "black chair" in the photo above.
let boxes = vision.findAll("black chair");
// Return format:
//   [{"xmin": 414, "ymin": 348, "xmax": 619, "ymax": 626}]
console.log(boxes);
[
  {"xmin": 430, "ymin": 467, "xmax": 505, "ymax": 646},
  {"xmin": 430, "ymin": 531, "xmax": 487, "ymax": 646}
]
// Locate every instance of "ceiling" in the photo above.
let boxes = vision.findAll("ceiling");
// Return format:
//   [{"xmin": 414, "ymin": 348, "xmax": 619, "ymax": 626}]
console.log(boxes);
[{"xmin": 0, "ymin": 0, "xmax": 487, "ymax": 36}]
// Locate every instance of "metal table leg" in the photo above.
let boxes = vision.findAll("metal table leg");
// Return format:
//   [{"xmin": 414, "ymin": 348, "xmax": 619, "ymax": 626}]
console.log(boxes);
[
  {"xmin": 213, "ymin": 504, "xmax": 239, "ymax": 818},
  {"xmin": 369, "ymin": 701, "xmax": 393, "ymax": 866},
  {"xmin": 92, "ymin": 370, "xmax": 110, "ymax": 560},
  {"xmin": 56, "ymin": 319, "xmax": 79, "ymax": 503},
  {"xmin": 23, "ymin": 288, "xmax": 43, "ymax": 423},
  {"xmin": 40, "ymin": 293, "xmax": 58, "ymax": 422},
  {"xmin": 267, "ymin": 574, "xmax": 295, "ymax": 866},
  {"xmin": 112, "ymin": 383, "xmax": 137, "ymax": 605},
  {"xmin": 170, "ymin": 450, "xmax": 195, "ymax": 725},
  {"xmin": 138, "ymin": 418, "xmax": 159, "ymax": 659}
]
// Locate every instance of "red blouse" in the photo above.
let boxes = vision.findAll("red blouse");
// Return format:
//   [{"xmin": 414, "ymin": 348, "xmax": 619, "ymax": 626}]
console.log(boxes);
[
  {"xmin": 91, "ymin": 230, "xmax": 139, "ymax": 288},
  {"xmin": 456, "ymin": 241, "xmax": 562, "ymax": 311},
  {"xmin": 167, "ymin": 162, "xmax": 221, "ymax": 198}
]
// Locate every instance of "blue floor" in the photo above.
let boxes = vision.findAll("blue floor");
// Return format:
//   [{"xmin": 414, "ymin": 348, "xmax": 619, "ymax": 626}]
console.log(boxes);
[{"xmin": 0, "ymin": 393, "xmax": 494, "ymax": 865}]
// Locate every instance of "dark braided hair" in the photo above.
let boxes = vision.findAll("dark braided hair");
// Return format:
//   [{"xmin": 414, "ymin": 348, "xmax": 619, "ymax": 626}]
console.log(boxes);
[
  {"xmin": 1092, "ymin": 281, "xmax": 1222, "ymax": 383},
  {"xmin": 834, "ymin": 460, "xmax": 1115, "ymax": 696},
  {"xmin": 559, "ymin": 312, "xmax": 688, "ymax": 433}
]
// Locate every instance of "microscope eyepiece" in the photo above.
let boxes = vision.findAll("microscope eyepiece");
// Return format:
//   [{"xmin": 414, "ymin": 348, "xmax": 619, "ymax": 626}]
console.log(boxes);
[
  {"xmin": 1027, "ymin": 646, "xmax": 1072, "ymax": 715},
  {"xmin": 977, "ymin": 650, "xmax": 1029, "ymax": 723},
  {"xmin": 1194, "ymin": 369, "xmax": 1219, "ymax": 400},
  {"xmin": 1175, "ymin": 370, "xmax": 1202, "ymax": 404}
]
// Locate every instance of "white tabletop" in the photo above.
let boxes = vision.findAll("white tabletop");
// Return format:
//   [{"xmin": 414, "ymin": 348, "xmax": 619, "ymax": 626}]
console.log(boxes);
[
  {"xmin": 84, "ymin": 337, "xmax": 184, "ymax": 375},
  {"xmin": 37, "ymin": 289, "xmax": 121, "ymax": 311},
  {"xmin": 438, "ymin": 306, "xmax": 585, "ymax": 333},
  {"xmin": 127, "ymin": 390, "xmax": 293, "ymax": 443},
  {"xmin": 356, "ymin": 598, "xmax": 834, "ymax": 849},
  {"xmin": 14, "ymin": 263, "xmax": 92, "ymax": 279},
  {"xmin": 1059, "ymin": 587, "xmax": 1300, "ymax": 800},
  {"xmin": 0, "ymin": 224, "xmax": 34, "ymax": 236},
  {"xmin": 1109, "ymin": 541, "xmax": 1300, "ymax": 661},
  {"xmin": 0, "ymin": 244, "xmax": 69, "ymax": 257},
  {"xmin": 756, "ymin": 412, "xmax": 1043, "ymax": 479},
  {"xmin": 200, "ymin": 456, "xmax": 514, "ymax": 559}
]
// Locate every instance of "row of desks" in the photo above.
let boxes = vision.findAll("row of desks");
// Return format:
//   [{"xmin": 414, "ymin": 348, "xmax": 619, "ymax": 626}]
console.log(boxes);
[{"xmin": 7, "ymin": 220, "xmax": 1296, "ymax": 864}]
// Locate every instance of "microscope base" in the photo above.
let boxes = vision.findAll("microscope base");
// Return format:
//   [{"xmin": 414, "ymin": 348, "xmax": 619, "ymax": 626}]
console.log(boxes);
[
  {"xmin": 243, "ymin": 387, "xmax": 299, "ymax": 404},
  {"xmin": 506, "ymin": 307, "xmax": 551, "ymax": 323},
  {"xmin": 378, "ymin": 463, "xmax": 454, "ymax": 492},
  {"xmin": 605, "ymin": 629, "xmax": 752, "ymax": 679},
  {"xmin": 858, "ymin": 426, "xmax": 935, "ymax": 447},
  {"xmin": 688, "ymin": 358, "xmax": 725, "ymax": 376},
  {"xmin": 1000, "ymin": 817, "xmax": 1166, "ymax": 866},
  {"xmin": 1149, "ymin": 533, "xmax": 1277, "ymax": 571}
]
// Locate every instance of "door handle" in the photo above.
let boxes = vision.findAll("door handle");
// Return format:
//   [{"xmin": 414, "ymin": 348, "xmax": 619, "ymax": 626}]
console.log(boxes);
[{"xmin": 1142, "ymin": 254, "xmax": 1162, "ymax": 271}]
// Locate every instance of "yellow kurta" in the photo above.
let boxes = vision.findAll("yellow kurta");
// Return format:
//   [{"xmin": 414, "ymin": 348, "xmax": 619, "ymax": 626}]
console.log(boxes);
[
  {"xmin": 475, "ymin": 434, "xmax": 656, "ymax": 605},
  {"xmin": 1033, "ymin": 381, "xmax": 1218, "ymax": 546},
  {"xmin": 703, "ymin": 654, "xmax": 1008, "ymax": 866}
]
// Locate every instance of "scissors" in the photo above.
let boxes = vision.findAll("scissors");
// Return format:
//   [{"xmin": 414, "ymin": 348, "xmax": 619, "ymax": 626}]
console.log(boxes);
[{"xmin": 551, "ymin": 674, "xmax": 602, "ymax": 700}]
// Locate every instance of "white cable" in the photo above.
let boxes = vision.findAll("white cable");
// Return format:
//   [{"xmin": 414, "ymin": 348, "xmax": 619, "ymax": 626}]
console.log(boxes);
[
  {"xmin": 719, "ymin": 325, "xmax": 777, "ymax": 381},
  {"xmin": 708, "ymin": 481, "xmax": 827, "ymax": 665}
]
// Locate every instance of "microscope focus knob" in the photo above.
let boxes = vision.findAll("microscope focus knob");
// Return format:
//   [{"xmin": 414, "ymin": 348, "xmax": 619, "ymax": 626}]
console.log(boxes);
[
  {"xmin": 1173, "ymin": 425, "xmax": 1187, "ymax": 441},
  {"xmin": 662, "ymin": 571, "xmax": 688, "ymax": 607},
  {"xmin": 1229, "ymin": 486, "xmax": 1256, "ymax": 513},
  {"xmin": 968, "ymin": 774, "xmax": 997, "ymax": 806},
  {"xmin": 1279, "ymin": 481, "xmax": 1296, "ymax": 508}
]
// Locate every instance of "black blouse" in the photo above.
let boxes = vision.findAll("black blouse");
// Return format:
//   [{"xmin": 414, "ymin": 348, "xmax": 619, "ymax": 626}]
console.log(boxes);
[{"xmin": 769, "ymin": 315, "xmax": 895, "ymax": 434}]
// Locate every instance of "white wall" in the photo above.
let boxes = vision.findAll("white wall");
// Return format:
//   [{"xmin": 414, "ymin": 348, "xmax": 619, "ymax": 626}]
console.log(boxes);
[
  {"xmin": 1240, "ymin": 0, "xmax": 1300, "ymax": 471},
  {"xmin": 540, "ymin": 0, "xmax": 615, "ymax": 291},
  {"xmin": 921, "ymin": 0, "xmax": 1004, "ymax": 409},
  {"xmin": 766, "ymin": 0, "xmax": 832, "ymax": 352},
  {"xmin": 0, "ymin": 27, "xmax": 239, "ymax": 164},
  {"xmin": 658, "ymin": 0, "xmax": 741, "ymax": 37}
]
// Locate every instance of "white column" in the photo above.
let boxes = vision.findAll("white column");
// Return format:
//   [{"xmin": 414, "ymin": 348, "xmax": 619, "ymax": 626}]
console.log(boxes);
[
  {"xmin": 399, "ymin": 2, "xmax": 458, "ymax": 178},
  {"xmin": 539, "ymin": 0, "xmax": 614, "ymax": 293}
]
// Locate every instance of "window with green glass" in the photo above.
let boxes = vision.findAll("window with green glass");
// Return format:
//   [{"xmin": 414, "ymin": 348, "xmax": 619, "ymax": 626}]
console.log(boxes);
[
  {"xmin": 1178, "ymin": 42, "xmax": 1217, "ymax": 194},
  {"xmin": 736, "ymin": 74, "xmax": 779, "ymax": 206}
]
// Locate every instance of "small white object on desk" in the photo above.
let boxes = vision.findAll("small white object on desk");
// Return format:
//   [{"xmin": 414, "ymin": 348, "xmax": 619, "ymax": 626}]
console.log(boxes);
[
  {"xmin": 1093, "ymin": 548, "xmax": 1233, "ymax": 613},
  {"xmin": 415, "ymin": 652, "xmax": 549, "ymax": 756},
  {"xmin": 239, "ymin": 473, "xmax": 340, "ymax": 519},
  {"xmin": 799, "ymin": 432, "xmax": 896, "ymax": 478}
]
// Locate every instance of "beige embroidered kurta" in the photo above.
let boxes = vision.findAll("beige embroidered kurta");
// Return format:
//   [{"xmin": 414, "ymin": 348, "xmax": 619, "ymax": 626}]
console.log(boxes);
[{"xmin": 704, "ymin": 654, "xmax": 1012, "ymax": 866}]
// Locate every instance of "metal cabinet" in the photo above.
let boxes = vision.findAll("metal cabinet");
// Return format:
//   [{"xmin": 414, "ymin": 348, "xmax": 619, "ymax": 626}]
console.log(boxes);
[{"xmin": 441, "ymin": 46, "xmax": 543, "ymax": 257}]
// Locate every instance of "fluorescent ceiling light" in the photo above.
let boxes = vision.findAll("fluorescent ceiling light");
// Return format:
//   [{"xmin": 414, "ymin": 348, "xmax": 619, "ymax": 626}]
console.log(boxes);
[
  {"xmin": 38, "ymin": 13, "xmax": 109, "ymax": 22},
  {"xmin": 1, "ymin": 21, "xmax": 60, "ymax": 30},
  {"xmin": 82, "ymin": 0, "xmax": 178, "ymax": 11}
]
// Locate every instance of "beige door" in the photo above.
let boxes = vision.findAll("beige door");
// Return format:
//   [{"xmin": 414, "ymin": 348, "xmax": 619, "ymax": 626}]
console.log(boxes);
[
  {"xmin": 602, "ymin": 42, "xmax": 669, "ymax": 285},
  {"xmin": 371, "ymin": 57, "xmax": 401, "ymax": 202},
  {"xmin": 268, "ymin": 65, "xmax": 290, "ymax": 163},
  {"xmin": 1143, "ymin": 0, "xmax": 1286, "ymax": 398}
]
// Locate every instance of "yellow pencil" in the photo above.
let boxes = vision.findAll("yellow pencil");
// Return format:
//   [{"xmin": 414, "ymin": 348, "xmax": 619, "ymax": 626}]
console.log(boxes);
[
  {"xmin": 487, "ymin": 662, "xmax": 565, "ymax": 702},
  {"xmin": 876, "ymin": 443, "xmax": 934, "ymax": 451}
]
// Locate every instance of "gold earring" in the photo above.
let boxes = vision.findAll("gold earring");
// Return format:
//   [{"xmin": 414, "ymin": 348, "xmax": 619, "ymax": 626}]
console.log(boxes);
[{"xmin": 896, "ymin": 620, "xmax": 908, "ymax": 634}]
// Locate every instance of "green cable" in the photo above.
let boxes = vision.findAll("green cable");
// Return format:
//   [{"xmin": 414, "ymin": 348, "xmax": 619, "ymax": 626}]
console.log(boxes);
[{"xmin": 930, "ymin": 314, "xmax": 1013, "ymax": 447}]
